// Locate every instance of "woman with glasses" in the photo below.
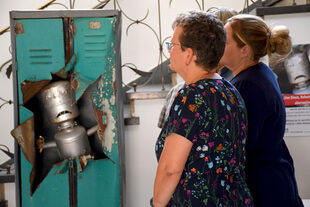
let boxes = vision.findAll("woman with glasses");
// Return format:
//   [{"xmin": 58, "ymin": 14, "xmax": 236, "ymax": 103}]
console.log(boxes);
[
  {"xmin": 157, "ymin": 7, "xmax": 238, "ymax": 129},
  {"xmin": 220, "ymin": 14, "xmax": 303, "ymax": 207},
  {"xmin": 152, "ymin": 10, "xmax": 253, "ymax": 207}
]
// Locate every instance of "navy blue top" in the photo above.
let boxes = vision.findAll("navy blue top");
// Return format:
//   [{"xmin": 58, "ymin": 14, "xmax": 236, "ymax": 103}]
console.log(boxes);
[{"xmin": 231, "ymin": 63, "xmax": 302, "ymax": 207}]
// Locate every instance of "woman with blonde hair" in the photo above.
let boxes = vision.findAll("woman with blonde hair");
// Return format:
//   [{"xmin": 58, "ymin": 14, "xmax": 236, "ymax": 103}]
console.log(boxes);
[{"xmin": 220, "ymin": 14, "xmax": 303, "ymax": 207}]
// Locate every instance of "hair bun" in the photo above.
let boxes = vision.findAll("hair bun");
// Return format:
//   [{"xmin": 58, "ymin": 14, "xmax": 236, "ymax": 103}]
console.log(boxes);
[{"xmin": 269, "ymin": 25, "xmax": 292, "ymax": 55}]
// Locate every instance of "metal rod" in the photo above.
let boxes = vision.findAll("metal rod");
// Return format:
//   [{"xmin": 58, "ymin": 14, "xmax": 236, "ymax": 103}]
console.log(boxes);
[
  {"xmin": 38, "ymin": 0, "xmax": 56, "ymax": 9},
  {"xmin": 86, "ymin": 125, "xmax": 99, "ymax": 136},
  {"xmin": 69, "ymin": 159, "xmax": 77, "ymax": 207},
  {"xmin": 157, "ymin": 0, "xmax": 165, "ymax": 91},
  {"xmin": 0, "ymin": 184, "xmax": 5, "ymax": 201},
  {"xmin": 0, "ymin": 26, "xmax": 10, "ymax": 36},
  {"xmin": 92, "ymin": 0, "xmax": 111, "ymax": 9},
  {"xmin": 42, "ymin": 142, "xmax": 57, "ymax": 149}
]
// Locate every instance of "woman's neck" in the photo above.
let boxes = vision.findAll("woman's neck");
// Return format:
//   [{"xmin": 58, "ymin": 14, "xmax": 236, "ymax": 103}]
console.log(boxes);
[
  {"xmin": 185, "ymin": 70, "xmax": 221, "ymax": 85},
  {"xmin": 231, "ymin": 60, "xmax": 258, "ymax": 76}
]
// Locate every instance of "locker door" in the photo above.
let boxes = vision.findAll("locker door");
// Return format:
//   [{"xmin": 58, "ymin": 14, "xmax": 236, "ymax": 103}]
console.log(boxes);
[
  {"xmin": 15, "ymin": 18, "xmax": 69, "ymax": 207},
  {"xmin": 73, "ymin": 17, "xmax": 120, "ymax": 207}
]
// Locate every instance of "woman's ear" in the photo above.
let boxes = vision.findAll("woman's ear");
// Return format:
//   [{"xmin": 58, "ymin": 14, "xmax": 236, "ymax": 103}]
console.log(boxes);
[
  {"xmin": 185, "ymin": 47, "xmax": 196, "ymax": 66},
  {"xmin": 241, "ymin": 44, "xmax": 252, "ymax": 58}
]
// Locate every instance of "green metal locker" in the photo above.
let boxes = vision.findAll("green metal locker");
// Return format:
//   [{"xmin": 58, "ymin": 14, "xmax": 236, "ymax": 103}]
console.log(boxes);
[{"xmin": 10, "ymin": 10, "xmax": 124, "ymax": 207}]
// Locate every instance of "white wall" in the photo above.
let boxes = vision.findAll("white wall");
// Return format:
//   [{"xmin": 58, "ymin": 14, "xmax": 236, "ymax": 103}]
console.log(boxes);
[
  {"xmin": 124, "ymin": 98, "xmax": 164, "ymax": 207},
  {"xmin": 1, "ymin": 1, "xmax": 309, "ymax": 207},
  {"xmin": 117, "ymin": 0, "xmax": 245, "ymax": 84}
]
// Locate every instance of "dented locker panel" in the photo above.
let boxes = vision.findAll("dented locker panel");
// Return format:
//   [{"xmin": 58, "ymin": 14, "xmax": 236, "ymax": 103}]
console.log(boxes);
[
  {"xmin": 20, "ymin": 154, "xmax": 69, "ymax": 207},
  {"xmin": 15, "ymin": 18, "xmax": 65, "ymax": 104},
  {"xmin": 73, "ymin": 17, "xmax": 118, "ymax": 157},
  {"xmin": 17, "ymin": 107, "xmax": 69, "ymax": 206},
  {"xmin": 15, "ymin": 18, "xmax": 69, "ymax": 207},
  {"xmin": 73, "ymin": 17, "xmax": 120, "ymax": 207}
]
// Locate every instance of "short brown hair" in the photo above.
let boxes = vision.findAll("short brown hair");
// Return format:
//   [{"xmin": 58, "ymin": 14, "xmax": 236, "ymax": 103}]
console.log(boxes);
[
  {"xmin": 227, "ymin": 14, "xmax": 292, "ymax": 61},
  {"xmin": 207, "ymin": 7, "xmax": 238, "ymax": 25},
  {"xmin": 172, "ymin": 10, "xmax": 226, "ymax": 70}
]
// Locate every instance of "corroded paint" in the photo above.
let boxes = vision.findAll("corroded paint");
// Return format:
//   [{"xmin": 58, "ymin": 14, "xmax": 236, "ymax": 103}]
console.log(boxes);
[
  {"xmin": 71, "ymin": 72, "xmax": 93, "ymax": 102},
  {"xmin": 101, "ymin": 98, "xmax": 116, "ymax": 154},
  {"xmin": 15, "ymin": 23, "xmax": 24, "ymax": 34},
  {"xmin": 78, "ymin": 154, "xmax": 93, "ymax": 172},
  {"xmin": 93, "ymin": 107, "xmax": 107, "ymax": 138},
  {"xmin": 92, "ymin": 75, "xmax": 116, "ymax": 155},
  {"xmin": 21, "ymin": 79, "xmax": 51, "ymax": 105},
  {"xmin": 11, "ymin": 111, "xmax": 35, "ymax": 165},
  {"xmin": 54, "ymin": 157, "xmax": 87, "ymax": 174}
]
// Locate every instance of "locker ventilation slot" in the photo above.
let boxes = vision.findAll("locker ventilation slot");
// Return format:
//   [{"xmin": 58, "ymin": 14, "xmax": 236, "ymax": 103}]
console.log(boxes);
[
  {"xmin": 83, "ymin": 34, "xmax": 106, "ymax": 60},
  {"xmin": 29, "ymin": 48, "xmax": 53, "ymax": 64}
]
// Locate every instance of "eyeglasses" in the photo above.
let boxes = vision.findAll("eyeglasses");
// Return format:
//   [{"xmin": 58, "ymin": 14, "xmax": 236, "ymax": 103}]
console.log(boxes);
[{"xmin": 165, "ymin": 41, "xmax": 182, "ymax": 53}]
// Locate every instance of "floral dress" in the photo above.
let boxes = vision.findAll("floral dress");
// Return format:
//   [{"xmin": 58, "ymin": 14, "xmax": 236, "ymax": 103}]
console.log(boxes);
[{"xmin": 155, "ymin": 79, "xmax": 253, "ymax": 207}]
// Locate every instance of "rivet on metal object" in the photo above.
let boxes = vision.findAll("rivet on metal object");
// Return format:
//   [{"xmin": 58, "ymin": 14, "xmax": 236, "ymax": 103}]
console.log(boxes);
[
  {"xmin": 15, "ymin": 23, "xmax": 24, "ymax": 34},
  {"xmin": 89, "ymin": 21, "xmax": 101, "ymax": 30}
]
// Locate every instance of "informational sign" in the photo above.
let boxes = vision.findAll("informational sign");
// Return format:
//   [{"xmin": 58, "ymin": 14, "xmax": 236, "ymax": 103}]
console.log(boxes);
[
  {"xmin": 283, "ymin": 97, "xmax": 310, "ymax": 136},
  {"xmin": 272, "ymin": 44, "xmax": 310, "ymax": 136}
]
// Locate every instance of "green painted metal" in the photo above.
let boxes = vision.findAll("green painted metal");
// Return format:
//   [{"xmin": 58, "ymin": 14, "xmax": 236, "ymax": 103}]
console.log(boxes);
[
  {"xmin": 15, "ymin": 14, "xmax": 121, "ymax": 207},
  {"xmin": 72, "ymin": 72, "xmax": 93, "ymax": 102},
  {"xmin": 15, "ymin": 18, "xmax": 65, "ymax": 104},
  {"xmin": 16, "ymin": 18, "xmax": 69, "ymax": 207},
  {"xmin": 73, "ymin": 17, "xmax": 116, "ymax": 82},
  {"xmin": 18, "ymin": 108, "xmax": 70, "ymax": 206},
  {"xmin": 56, "ymin": 54, "xmax": 77, "ymax": 79},
  {"xmin": 73, "ymin": 17, "xmax": 120, "ymax": 207},
  {"xmin": 20, "ymin": 154, "xmax": 69, "ymax": 206}
]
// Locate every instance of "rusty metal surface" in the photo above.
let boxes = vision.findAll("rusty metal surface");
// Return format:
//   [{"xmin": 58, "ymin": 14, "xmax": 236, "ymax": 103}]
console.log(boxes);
[
  {"xmin": 21, "ymin": 79, "xmax": 51, "ymax": 105},
  {"xmin": 78, "ymin": 155, "xmax": 93, "ymax": 172},
  {"xmin": 11, "ymin": 116, "xmax": 35, "ymax": 165},
  {"xmin": 71, "ymin": 72, "xmax": 93, "ymax": 102},
  {"xmin": 93, "ymin": 108, "xmax": 107, "ymax": 141},
  {"xmin": 14, "ymin": 23, "xmax": 24, "ymax": 34}
]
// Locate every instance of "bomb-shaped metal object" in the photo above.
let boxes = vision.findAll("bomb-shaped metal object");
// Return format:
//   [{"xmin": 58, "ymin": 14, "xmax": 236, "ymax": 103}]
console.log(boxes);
[{"xmin": 37, "ymin": 81, "xmax": 91, "ymax": 159}]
